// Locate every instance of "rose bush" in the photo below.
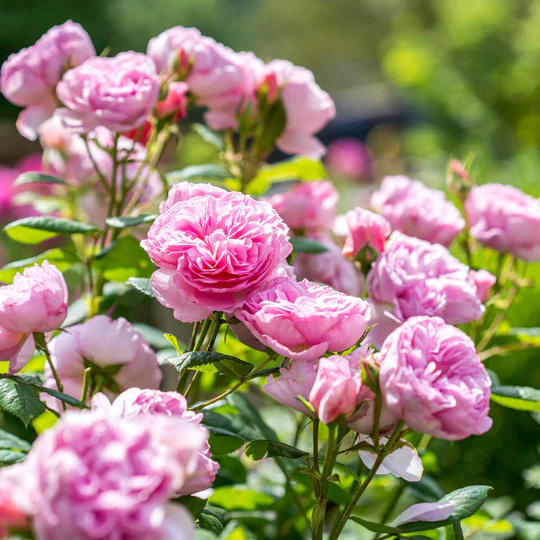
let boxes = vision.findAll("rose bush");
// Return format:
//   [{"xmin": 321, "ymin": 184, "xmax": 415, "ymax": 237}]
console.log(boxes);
[{"xmin": 0, "ymin": 20, "xmax": 535, "ymax": 540}]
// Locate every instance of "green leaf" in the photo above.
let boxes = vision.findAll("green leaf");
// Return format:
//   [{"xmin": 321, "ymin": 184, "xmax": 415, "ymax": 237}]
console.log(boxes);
[
  {"xmin": 349, "ymin": 516, "xmax": 402, "ymax": 535},
  {"xmin": 290, "ymin": 236, "xmax": 329, "ymax": 254},
  {"xmin": 198, "ymin": 506, "xmax": 227, "ymax": 534},
  {"xmin": 0, "ymin": 377, "xmax": 45, "ymax": 426},
  {"xmin": 440, "ymin": 486, "xmax": 492, "ymax": 521},
  {"xmin": 4, "ymin": 217, "xmax": 99, "ymax": 244},
  {"xmin": 0, "ymin": 449, "xmax": 27, "ymax": 466},
  {"xmin": 167, "ymin": 351, "xmax": 253, "ymax": 378},
  {"xmin": 491, "ymin": 385, "xmax": 540, "ymax": 412},
  {"xmin": 193, "ymin": 124, "xmax": 224, "ymax": 150},
  {"xmin": 14, "ymin": 172, "xmax": 69, "ymax": 186},
  {"xmin": 247, "ymin": 157, "xmax": 327, "ymax": 196},
  {"xmin": 175, "ymin": 496, "xmax": 207, "ymax": 519},
  {"xmin": 93, "ymin": 235, "xmax": 153, "ymax": 281},
  {"xmin": 0, "ymin": 428, "xmax": 31, "ymax": 452},
  {"xmin": 32, "ymin": 384, "xmax": 89, "ymax": 409},
  {"xmin": 230, "ymin": 393, "xmax": 279, "ymax": 441},
  {"xmin": 167, "ymin": 164, "xmax": 231, "ymax": 184},
  {"xmin": 245, "ymin": 439, "xmax": 309, "ymax": 461},
  {"xmin": 105, "ymin": 214, "xmax": 157, "ymax": 229},
  {"xmin": 202, "ymin": 410, "xmax": 261, "ymax": 442},
  {"xmin": 400, "ymin": 485, "xmax": 492, "ymax": 533},
  {"xmin": 0, "ymin": 248, "xmax": 80, "ymax": 283},
  {"xmin": 407, "ymin": 474, "xmax": 446, "ymax": 502},
  {"xmin": 127, "ymin": 277, "xmax": 155, "ymax": 298},
  {"xmin": 208, "ymin": 433, "xmax": 244, "ymax": 455},
  {"xmin": 210, "ymin": 487, "xmax": 274, "ymax": 511},
  {"xmin": 163, "ymin": 333, "xmax": 182, "ymax": 355}
]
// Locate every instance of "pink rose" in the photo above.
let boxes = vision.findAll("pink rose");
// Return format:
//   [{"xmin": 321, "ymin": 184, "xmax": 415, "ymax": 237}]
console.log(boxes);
[
  {"xmin": 0, "ymin": 261, "xmax": 68, "ymax": 334},
  {"xmin": 342, "ymin": 207, "xmax": 391, "ymax": 256},
  {"xmin": 236, "ymin": 278, "xmax": 372, "ymax": 361},
  {"xmin": 371, "ymin": 175, "xmax": 465, "ymax": 247},
  {"xmin": 157, "ymin": 81, "xmax": 189, "ymax": 120},
  {"xmin": 325, "ymin": 138, "xmax": 373, "ymax": 180},
  {"xmin": 293, "ymin": 233, "xmax": 363, "ymax": 296},
  {"xmin": 465, "ymin": 183, "xmax": 540, "ymax": 261},
  {"xmin": 44, "ymin": 315, "xmax": 162, "ymax": 408},
  {"xmin": 198, "ymin": 50, "xmax": 263, "ymax": 131},
  {"xmin": 142, "ymin": 192, "xmax": 292, "ymax": 318},
  {"xmin": 6, "ymin": 410, "xmax": 201, "ymax": 539},
  {"xmin": 379, "ymin": 316, "xmax": 492, "ymax": 440},
  {"xmin": 160, "ymin": 181, "xmax": 227, "ymax": 214},
  {"xmin": 92, "ymin": 389, "xmax": 219, "ymax": 496},
  {"xmin": 1, "ymin": 20, "xmax": 95, "ymax": 140},
  {"xmin": 309, "ymin": 353, "xmax": 362, "ymax": 424},
  {"xmin": 367, "ymin": 232, "xmax": 484, "ymax": 326},
  {"xmin": 263, "ymin": 358, "xmax": 318, "ymax": 414},
  {"xmin": 261, "ymin": 180, "xmax": 338, "ymax": 231},
  {"xmin": 0, "ymin": 329, "xmax": 35, "ymax": 375},
  {"xmin": 148, "ymin": 28, "xmax": 262, "ymax": 130},
  {"xmin": 56, "ymin": 52, "xmax": 160, "ymax": 133},
  {"xmin": 469, "ymin": 269, "xmax": 496, "ymax": 303},
  {"xmin": 146, "ymin": 26, "xmax": 202, "ymax": 75},
  {"xmin": 258, "ymin": 60, "xmax": 335, "ymax": 158}
]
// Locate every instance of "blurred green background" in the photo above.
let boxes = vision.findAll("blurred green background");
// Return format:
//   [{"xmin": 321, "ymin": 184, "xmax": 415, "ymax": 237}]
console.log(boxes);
[{"xmin": 0, "ymin": 0, "xmax": 538, "ymax": 528}]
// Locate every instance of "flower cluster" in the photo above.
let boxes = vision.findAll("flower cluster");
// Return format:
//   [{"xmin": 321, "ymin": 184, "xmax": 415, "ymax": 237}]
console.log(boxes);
[{"xmin": 0, "ymin": 18, "xmax": 535, "ymax": 540}]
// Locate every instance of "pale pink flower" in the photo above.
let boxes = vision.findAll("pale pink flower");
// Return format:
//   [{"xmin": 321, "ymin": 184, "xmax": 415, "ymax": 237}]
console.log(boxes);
[
  {"xmin": 379, "ymin": 316, "xmax": 492, "ymax": 441},
  {"xmin": 293, "ymin": 233, "xmax": 363, "ymax": 296},
  {"xmin": 0, "ymin": 261, "xmax": 68, "ymax": 334},
  {"xmin": 469, "ymin": 269, "xmax": 496, "ymax": 303},
  {"xmin": 0, "ymin": 20, "xmax": 95, "ymax": 140},
  {"xmin": 160, "ymin": 181, "xmax": 227, "ymax": 214},
  {"xmin": 258, "ymin": 60, "xmax": 335, "ymax": 158},
  {"xmin": 56, "ymin": 52, "xmax": 160, "ymax": 133},
  {"xmin": 5, "ymin": 410, "xmax": 201, "ymax": 539},
  {"xmin": 44, "ymin": 315, "xmax": 162, "ymax": 409},
  {"xmin": 263, "ymin": 358, "xmax": 318, "ymax": 415},
  {"xmin": 358, "ymin": 436, "xmax": 423, "ymax": 482},
  {"xmin": 367, "ymin": 232, "xmax": 484, "ymax": 328},
  {"xmin": 309, "ymin": 353, "xmax": 362, "ymax": 424},
  {"xmin": 236, "ymin": 278, "xmax": 372, "ymax": 361},
  {"xmin": 92, "ymin": 389, "xmax": 219, "ymax": 496},
  {"xmin": 142, "ymin": 192, "xmax": 292, "ymax": 319},
  {"xmin": 326, "ymin": 138, "xmax": 373, "ymax": 179},
  {"xmin": 466, "ymin": 183, "xmax": 540, "ymax": 261},
  {"xmin": 342, "ymin": 207, "xmax": 391, "ymax": 256},
  {"xmin": 261, "ymin": 181, "xmax": 338, "ymax": 231},
  {"xmin": 371, "ymin": 175, "xmax": 465, "ymax": 247},
  {"xmin": 391, "ymin": 501, "xmax": 456, "ymax": 527}
]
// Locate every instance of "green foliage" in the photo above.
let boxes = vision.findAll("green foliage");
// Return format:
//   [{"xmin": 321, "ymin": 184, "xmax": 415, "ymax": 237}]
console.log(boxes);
[
  {"xmin": 126, "ymin": 277, "xmax": 155, "ymax": 298},
  {"xmin": 491, "ymin": 385, "xmax": 540, "ymax": 411},
  {"xmin": 290, "ymin": 236, "xmax": 329, "ymax": 254},
  {"xmin": 93, "ymin": 235, "xmax": 153, "ymax": 281},
  {"xmin": 0, "ymin": 377, "xmax": 45, "ymax": 426},
  {"xmin": 4, "ymin": 216, "xmax": 99, "ymax": 244},
  {"xmin": 167, "ymin": 351, "xmax": 253, "ymax": 378},
  {"xmin": 105, "ymin": 214, "xmax": 157, "ymax": 229}
]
